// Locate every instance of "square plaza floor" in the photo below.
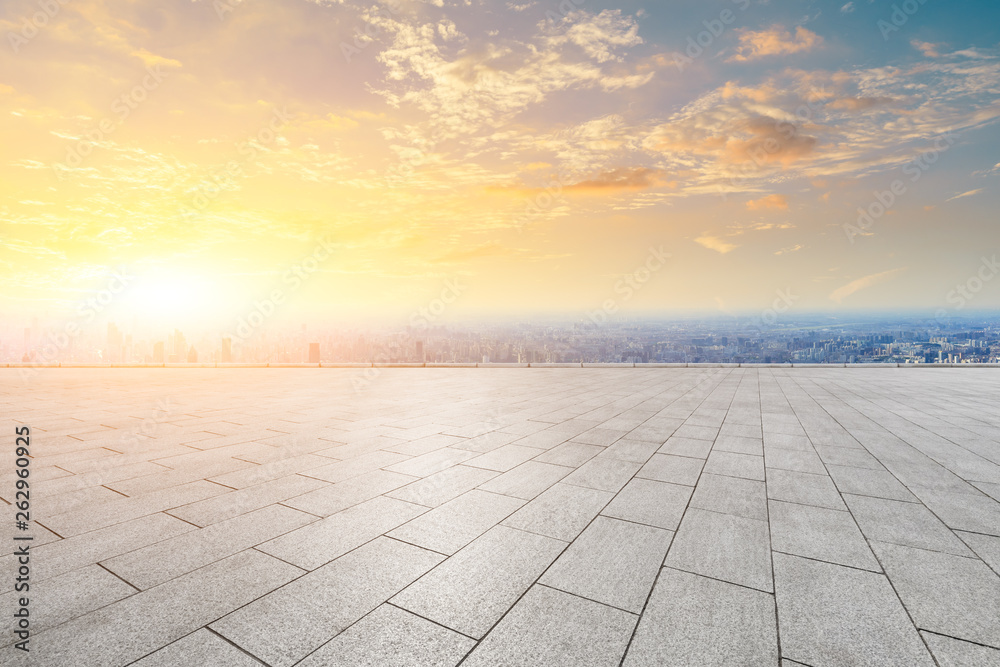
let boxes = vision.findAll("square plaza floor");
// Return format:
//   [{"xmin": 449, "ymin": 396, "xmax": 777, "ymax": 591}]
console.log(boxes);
[{"xmin": 2, "ymin": 367, "xmax": 1000, "ymax": 666}]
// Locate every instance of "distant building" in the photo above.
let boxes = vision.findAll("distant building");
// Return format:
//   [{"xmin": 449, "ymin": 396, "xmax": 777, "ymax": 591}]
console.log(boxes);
[
  {"xmin": 187, "ymin": 347, "xmax": 198, "ymax": 363},
  {"xmin": 416, "ymin": 341, "xmax": 424, "ymax": 361},
  {"xmin": 153, "ymin": 341, "xmax": 165, "ymax": 363},
  {"xmin": 221, "ymin": 337, "xmax": 232, "ymax": 363},
  {"xmin": 308, "ymin": 342, "xmax": 320, "ymax": 363}
]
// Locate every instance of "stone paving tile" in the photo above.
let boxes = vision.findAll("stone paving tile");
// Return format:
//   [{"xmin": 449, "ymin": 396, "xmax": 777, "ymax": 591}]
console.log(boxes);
[
  {"xmin": 534, "ymin": 441, "xmax": 604, "ymax": 467},
  {"xmin": 282, "ymin": 469, "xmax": 417, "ymax": 517},
  {"xmin": 297, "ymin": 604, "xmax": 474, "ymax": 667},
  {"xmin": 623, "ymin": 568, "xmax": 778, "ymax": 666},
  {"xmin": 920, "ymin": 631, "xmax": 1000, "ymax": 667},
  {"xmin": 773, "ymin": 552, "xmax": 936, "ymax": 667},
  {"xmin": 502, "ymin": 482, "xmax": 614, "ymax": 542},
  {"xmin": 636, "ymin": 453, "xmax": 704, "ymax": 486},
  {"xmin": 845, "ymin": 494, "xmax": 974, "ymax": 556},
  {"xmin": 41, "ymin": 480, "xmax": 229, "ymax": 537},
  {"xmin": 826, "ymin": 464, "xmax": 917, "ymax": 502},
  {"xmin": 464, "ymin": 444, "xmax": 544, "ymax": 473},
  {"xmin": 766, "ymin": 468, "xmax": 846, "ymax": 510},
  {"xmin": 258, "ymin": 495, "xmax": 428, "ymax": 570},
  {"xmin": 461, "ymin": 584, "xmax": 637, "ymax": 667},
  {"xmin": 212, "ymin": 537, "xmax": 442, "ymax": 667},
  {"xmin": 385, "ymin": 464, "xmax": 499, "ymax": 507},
  {"xmin": 703, "ymin": 450, "xmax": 765, "ymax": 481},
  {"xmin": 597, "ymin": 437, "xmax": 661, "ymax": 463},
  {"xmin": 385, "ymin": 447, "xmax": 479, "ymax": 477},
  {"xmin": 392, "ymin": 525, "xmax": 566, "ymax": 638},
  {"xmin": 601, "ymin": 478, "xmax": 691, "ymax": 531},
  {"xmin": 561, "ymin": 457, "xmax": 642, "ymax": 493},
  {"xmin": 8, "ymin": 368, "xmax": 1000, "ymax": 666},
  {"xmin": 132, "ymin": 629, "xmax": 265, "ymax": 666},
  {"xmin": 541, "ymin": 516, "xmax": 672, "ymax": 613},
  {"xmin": 102, "ymin": 504, "xmax": 316, "ymax": 589},
  {"xmin": 908, "ymin": 486, "xmax": 1000, "ymax": 536},
  {"xmin": 871, "ymin": 541, "xmax": 1000, "ymax": 648},
  {"xmin": 666, "ymin": 507, "xmax": 773, "ymax": 593},
  {"xmin": 477, "ymin": 461, "xmax": 573, "ymax": 500},
  {"xmin": 388, "ymin": 489, "xmax": 525, "ymax": 555},
  {"xmin": 4, "ymin": 513, "xmax": 195, "ymax": 587},
  {"xmin": 769, "ymin": 499, "xmax": 880, "ymax": 571},
  {"xmin": 765, "ymin": 447, "xmax": 827, "ymax": 475},
  {"xmin": 689, "ymin": 472, "xmax": 767, "ymax": 520},
  {"xmin": 657, "ymin": 436, "xmax": 713, "ymax": 458},
  {"xmin": 27, "ymin": 549, "xmax": 302, "ymax": 667},
  {"xmin": 169, "ymin": 474, "xmax": 328, "ymax": 526},
  {"xmin": 0, "ymin": 564, "xmax": 135, "ymax": 636}
]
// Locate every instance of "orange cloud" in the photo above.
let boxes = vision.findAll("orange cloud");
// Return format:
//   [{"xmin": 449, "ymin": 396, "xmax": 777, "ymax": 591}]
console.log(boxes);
[
  {"xmin": 827, "ymin": 96, "xmax": 896, "ymax": 112},
  {"xmin": 564, "ymin": 167, "xmax": 671, "ymax": 193},
  {"xmin": 911, "ymin": 40, "xmax": 943, "ymax": 57},
  {"xmin": 728, "ymin": 26, "xmax": 823, "ymax": 62},
  {"xmin": 695, "ymin": 236, "xmax": 739, "ymax": 254},
  {"xmin": 746, "ymin": 194, "xmax": 789, "ymax": 210}
]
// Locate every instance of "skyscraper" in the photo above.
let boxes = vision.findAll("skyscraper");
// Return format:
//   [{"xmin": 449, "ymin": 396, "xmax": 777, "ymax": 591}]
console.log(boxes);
[
  {"xmin": 221, "ymin": 337, "xmax": 232, "ymax": 363},
  {"xmin": 308, "ymin": 342, "xmax": 320, "ymax": 363}
]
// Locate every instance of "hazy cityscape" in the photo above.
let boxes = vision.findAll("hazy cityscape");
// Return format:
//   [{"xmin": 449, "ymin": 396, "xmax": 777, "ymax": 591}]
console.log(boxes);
[{"xmin": 7, "ymin": 313, "xmax": 1000, "ymax": 366}]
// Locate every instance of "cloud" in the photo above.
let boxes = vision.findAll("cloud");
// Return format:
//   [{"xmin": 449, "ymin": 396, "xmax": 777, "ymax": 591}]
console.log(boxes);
[
  {"xmin": 946, "ymin": 188, "xmax": 984, "ymax": 201},
  {"xmin": 775, "ymin": 244, "xmax": 803, "ymax": 255},
  {"xmin": 547, "ymin": 10, "xmax": 643, "ymax": 64},
  {"xmin": 746, "ymin": 194, "xmax": 789, "ymax": 210},
  {"xmin": 840, "ymin": 2, "xmax": 855, "ymax": 13},
  {"xmin": 911, "ymin": 40, "xmax": 943, "ymax": 58},
  {"xmin": 829, "ymin": 268, "xmax": 906, "ymax": 303},
  {"xmin": 727, "ymin": 26, "xmax": 823, "ymax": 62},
  {"xmin": 564, "ymin": 167, "xmax": 670, "ymax": 193},
  {"xmin": 695, "ymin": 236, "xmax": 739, "ymax": 254},
  {"xmin": 827, "ymin": 96, "xmax": 896, "ymax": 111}
]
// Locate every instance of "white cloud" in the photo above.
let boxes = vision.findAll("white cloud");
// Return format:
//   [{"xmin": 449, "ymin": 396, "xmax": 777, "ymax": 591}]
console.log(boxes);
[{"xmin": 829, "ymin": 268, "xmax": 906, "ymax": 303}]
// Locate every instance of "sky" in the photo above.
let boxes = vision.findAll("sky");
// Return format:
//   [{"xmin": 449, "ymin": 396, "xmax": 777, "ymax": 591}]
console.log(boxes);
[{"xmin": 1, "ymin": 0, "xmax": 999, "ymax": 329}]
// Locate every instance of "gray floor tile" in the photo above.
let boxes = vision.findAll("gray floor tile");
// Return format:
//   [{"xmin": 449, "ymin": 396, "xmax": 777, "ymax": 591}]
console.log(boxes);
[
  {"xmin": 956, "ymin": 531, "xmax": 1000, "ymax": 573},
  {"xmin": 562, "ymin": 457, "xmax": 642, "ymax": 493},
  {"xmin": 597, "ymin": 438, "xmax": 661, "ymax": 463},
  {"xmin": 826, "ymin": 464, "xmax": 917, "ymax": 502},
  {"xmin": 690, "ymin": 473, "xmax": 768, "ymax": 521},
  {"xmin": 385, "ymin": 447, "xmax": 479, "ymax": 477},
  {"xmin": 534, "ymin": 442, "xmax": 605, "ymax": 467},
  {"xmin": 477, "ymin": 461, "xmax": 572, "ymax": 499},
  {"xmin": 385, "ymin": 464, "xmax": 499, "ymax": 507},
  {"xmin": 502, "ymin": 482, "xmax": 614, "ymax": 542},
  {"xmin": 258, "ymin": 495, "xmax": 427, "ymax": 570},
  {"xmin": 541, "ymin": 516, "xmax": 672, "ymax": 613},
  {"xmin": 602, "ymin": 478, "xmax": 692, "ymax": 531},
  {"xmin": 765, "ymin": 447, "xmax": 827, "ymax": 475},
  {"xmin": 766, "ymin": 468, "xmax": 846, "ymax": 510},
  {"xmin": 909, "ymin": 486, "xmax": 1000, "ymax": 536},
  {"xmin": 845, "ymin": 494, "xmax": 974, "ymax": 556},
  {"xmin": 212, "ymin": 537, "xmax": 442, "ymax": 667},
  {"xmin": 715, "ymin": 434, "xmax": 764, "ymax": 455},
  {"xmin": 657, "ymin": 436, "xmax": 713, "ymax": 459},
  {"xmin": 281, "ymin": 469, "xmax": 417, "ymax": 517},
  {"xmin": 773, "ymin": 552, "xmax": 935, "ymax": 667},
  {"xmin": 769, "ymin": 499, "xmax": 880, "ymax": 571},
  {"xmin": 921, "ymin": 631, "xmax": 1000, "ymax": 667},
  {"xmin": 637, "ymin": 453, "xmax": 704, "ymax": 486},
  {"xmin": 666, "ymin": 508, "xmax": 773, "ymax": 593},
  {"xmin": 872, "ymin": 541, "xmax": 1000, "ymax": 648},
  {"xmin": 29, "ymin": 550, "xmax": 302, "ymax": 667},
  {"xmin": 623, "ymin": 568, "xmax": 778, "ymax": 666},
  {"xmin": 102, "ymin": 504, "xmax": 316, "ymax": 589},
  {"xmin": 461, "ymin": 584, "xmax": 637, "ymax": 667},
  {"xmin": 296, "ymin": 604, "xmax": 474, "ymax": 667},
  {"xmin": 392, "ymin": 525, "xmax": 566, "ymax": 638},
  {"xmin": 132, "ymin": 629, "xmax": 264, "ymax": 666},
  {"xmin": 388, "ymin": 489, "xmax": 525, "ymax": 555},
  {"xmin": 704, "ymin": 450, "xmax": 765, "ymax": 481}
]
